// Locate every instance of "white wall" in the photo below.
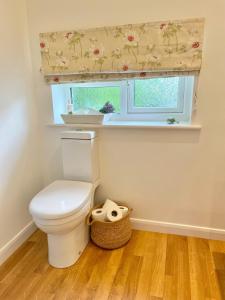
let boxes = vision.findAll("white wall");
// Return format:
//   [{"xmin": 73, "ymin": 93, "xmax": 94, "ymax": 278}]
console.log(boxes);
[
  {"xmin": 0, "ymin": 0, "xmax": 43, "ymax": 250},
  {"xmin": 26, "ymin": 0, "xmax": 225, "ymax": 231}
]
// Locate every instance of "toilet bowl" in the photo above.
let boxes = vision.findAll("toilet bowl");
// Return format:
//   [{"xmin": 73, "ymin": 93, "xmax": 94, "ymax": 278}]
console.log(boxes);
[
  {"xmin": 29, "ymin": 180, "xmax": 95, "ymax": 268},
  {"xmin": 29, "ymin": 131, "xmax": 99, "ymax": 268}
]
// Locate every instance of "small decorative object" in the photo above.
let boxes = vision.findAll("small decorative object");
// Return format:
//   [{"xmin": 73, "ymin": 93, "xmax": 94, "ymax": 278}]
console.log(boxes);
[
  {"xmin": 167, "ymin": 118, "xmax": 179, "ymax": 125},
  {"xmin": 99, "ymin": 101, "xmax": 115, "ymax": 114},
  {"xmin": 66, "ymin": 99, "xmax": 73, "ymax": 114}
]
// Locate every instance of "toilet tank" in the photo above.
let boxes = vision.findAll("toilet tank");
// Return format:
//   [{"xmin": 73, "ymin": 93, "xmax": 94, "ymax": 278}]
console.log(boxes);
[{"xmin": 61, "ymin": 131, "xmax": 99, "ymax": 183}]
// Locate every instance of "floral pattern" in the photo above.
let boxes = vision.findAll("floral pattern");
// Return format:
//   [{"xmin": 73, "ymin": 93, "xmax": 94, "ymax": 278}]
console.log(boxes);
[{"xmin": 39, "ymin": 18, "xmax": 205, "ymax": 84}]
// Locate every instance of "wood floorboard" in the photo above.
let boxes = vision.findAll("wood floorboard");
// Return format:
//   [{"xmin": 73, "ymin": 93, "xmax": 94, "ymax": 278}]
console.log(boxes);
[{"xmin": 0, "ymin": 229, "xmax": 224, "ymax": 300}]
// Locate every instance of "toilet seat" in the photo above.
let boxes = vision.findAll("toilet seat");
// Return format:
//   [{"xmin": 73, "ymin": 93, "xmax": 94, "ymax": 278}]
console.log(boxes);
[
  {"xmin": 29, "ymin": 180, "xmax": 93, "ymax": 220},
  {"xmin": 33, "ymin": 200, "xmax": 92, "ymax": 235}
]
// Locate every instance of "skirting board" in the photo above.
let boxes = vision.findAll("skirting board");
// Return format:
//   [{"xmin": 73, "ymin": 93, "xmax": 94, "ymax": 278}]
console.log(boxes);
[
  {"xmin": 0, "ymin": 221, "xmax": 36, "ymax": 266},
  {"xmin": 131, "ymin": 217, "xmax": 225, "ymax": 241},
  {"xmin": 1, "ymin": 218, "xmax": 225, "ymax": 266}
]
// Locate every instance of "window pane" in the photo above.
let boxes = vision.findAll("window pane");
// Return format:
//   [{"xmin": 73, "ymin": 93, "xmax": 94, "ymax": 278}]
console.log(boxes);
[
  {"xmin": 71, "ymin": 86, "xmax": 120, "ymax": 112},
  {"xmin": 134, "ymin": 77, "xmax": 180, "ymax": 108}
]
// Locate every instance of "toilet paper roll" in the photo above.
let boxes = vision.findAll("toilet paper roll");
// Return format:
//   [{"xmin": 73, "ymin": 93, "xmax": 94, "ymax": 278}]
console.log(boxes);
[
  {"xmin": 106, "ymin": 207, "xmax": 123, "ymax": 222},
  {"xmin": 92, "ymin": 208, "xmax": 106, "ymax": 222},
  {"xmin": 118, "ymin": 206, "xmax": 129, "ymax": 217},
  {"xmin": 103, "ymin": 199, "xmax": 118, "ymax": 211}
]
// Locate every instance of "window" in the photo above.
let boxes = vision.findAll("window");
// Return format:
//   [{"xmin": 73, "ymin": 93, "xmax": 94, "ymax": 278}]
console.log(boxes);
[
  {"xmin": 71, "ymin": 83, "xmax": 121, "ymax": 113},
  {"xmin": 130, "ymin": 77, "xmax": 182, "ymax": 111},
  {"xmin": 51, "ymin": 76, "xmax": 195, "ymax": 124}
]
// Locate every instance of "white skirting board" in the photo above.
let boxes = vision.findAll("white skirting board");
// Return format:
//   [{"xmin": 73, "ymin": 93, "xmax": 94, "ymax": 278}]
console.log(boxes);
[
  {"xmin": 130, "ymin": 217, "xmax": 225, "ymax": 241},
  {"xmin": 1, "ymin": 218, "xmax": 225, "ymax": 266},
  {"xmin": 0, "ymin": 221, "xmax": 36, "ymax": 266}
]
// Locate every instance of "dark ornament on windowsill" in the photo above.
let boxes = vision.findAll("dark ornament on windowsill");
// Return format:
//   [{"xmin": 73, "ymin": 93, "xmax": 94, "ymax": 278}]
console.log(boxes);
[
  {"xmin": 99, "ymin": 102, "xmax": 115, "ymax": 114},
  {"xmin": 167, "ymin": 118, "xmax": 179, "ymax": 125}
]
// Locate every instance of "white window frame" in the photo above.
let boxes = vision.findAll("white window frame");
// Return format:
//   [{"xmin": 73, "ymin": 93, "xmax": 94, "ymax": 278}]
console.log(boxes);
[
  {"xmin": 116, "ymin": 76, "xmax": 195, "ymax": 122},
  {"xmin": 51, "ymin": 76, "xmax": 196, "ymax": 123},
  {"xmin": 127, "ymin": 77, "xmax": 185, "ymax": 114}
]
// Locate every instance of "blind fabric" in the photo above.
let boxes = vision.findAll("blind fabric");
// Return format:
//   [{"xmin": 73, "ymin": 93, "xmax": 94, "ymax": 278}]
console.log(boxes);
[{"xmin": 39, "ymin": 18, "xmax": 205, "ymax": 84}]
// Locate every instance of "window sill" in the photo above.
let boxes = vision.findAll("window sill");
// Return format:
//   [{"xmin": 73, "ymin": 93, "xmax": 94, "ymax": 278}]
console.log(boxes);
[{"xmin": 47, "ymin": 121, "xmax": 202, "ymax": 130}]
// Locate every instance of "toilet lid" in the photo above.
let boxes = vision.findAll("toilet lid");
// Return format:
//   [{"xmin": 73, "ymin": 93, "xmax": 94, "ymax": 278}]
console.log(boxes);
[{"xmin": 29, "ymin": 180, "xmax": 93, "ymax": 220}]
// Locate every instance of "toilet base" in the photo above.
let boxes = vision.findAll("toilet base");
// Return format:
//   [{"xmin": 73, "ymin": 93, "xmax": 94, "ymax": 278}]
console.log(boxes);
[{"xmin": 47, "ymin": 220, "xmax": 89, "ymax": 268}]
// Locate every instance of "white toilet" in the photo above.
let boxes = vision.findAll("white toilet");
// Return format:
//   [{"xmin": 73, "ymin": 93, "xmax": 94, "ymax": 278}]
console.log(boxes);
[{"xmin": 29, "ymin": 131, "xmax": 100, "ymax": 268}]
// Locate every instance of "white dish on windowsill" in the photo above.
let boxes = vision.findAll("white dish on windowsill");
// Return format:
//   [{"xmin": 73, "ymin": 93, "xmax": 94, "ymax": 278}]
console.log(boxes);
[
  {"xmin": 61, "ymin": 108, "xmax": 105, "ymax": 124},
  {"xmin": 61, "ymin": 107, "xmax": 118, "ymax": 124},
  {"xmin": 61, "ymin": 113, "xmax": 104, "ymax": 124}
]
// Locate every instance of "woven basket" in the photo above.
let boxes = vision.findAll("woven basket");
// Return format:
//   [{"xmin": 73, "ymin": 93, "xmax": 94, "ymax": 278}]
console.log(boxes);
[{"xmin": 87, "ymin": 203, "xmax": 132, "ymax": 249}]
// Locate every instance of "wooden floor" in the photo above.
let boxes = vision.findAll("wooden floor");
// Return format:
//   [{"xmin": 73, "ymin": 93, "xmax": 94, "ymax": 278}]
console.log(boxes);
[{"xmin": 0, "ymin": 230, "xmax": 225, "ymax": 300}]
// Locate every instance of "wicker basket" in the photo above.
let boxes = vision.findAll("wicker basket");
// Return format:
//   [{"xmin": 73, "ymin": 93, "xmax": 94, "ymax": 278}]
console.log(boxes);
[{"xmin": 87, "ymin": 203, "xmax": 132, "ymax": 249}]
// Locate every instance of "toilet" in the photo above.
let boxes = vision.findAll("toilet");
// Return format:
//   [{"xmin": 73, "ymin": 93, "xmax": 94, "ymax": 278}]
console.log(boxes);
[{"xmin": 29, "ymin": 131, "xmax": 100, "ymax": 268}]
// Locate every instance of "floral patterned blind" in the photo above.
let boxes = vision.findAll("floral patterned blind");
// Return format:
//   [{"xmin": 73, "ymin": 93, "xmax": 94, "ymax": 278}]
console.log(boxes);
[{"xmin": 39, "ymin": 18, "xmax": 205, "ymax": 84}]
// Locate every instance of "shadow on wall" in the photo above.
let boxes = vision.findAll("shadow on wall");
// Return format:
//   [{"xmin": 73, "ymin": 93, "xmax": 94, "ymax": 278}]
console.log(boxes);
[
  {"xmin": 42, "ymin": 126, "xmax": 64, "ymax": 184},
  {"xmin": 0, "ymin": 98, "xmax": 43, "ymax": 249},
  {"xmin": 99, "ymin": 128, "xmax": 201, "ymax": 144}
]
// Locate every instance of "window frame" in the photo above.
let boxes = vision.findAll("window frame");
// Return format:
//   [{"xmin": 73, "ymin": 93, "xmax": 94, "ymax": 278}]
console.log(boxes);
[
  {"xmin": 127, "ymin": 77, "xmax": 185, "ymax": 114},
  {"xmin": 51, "ymin": 76, "xmax": 196, "ymax": 123},
  {"xmin": 118, "ymin": 76, "xmax": 195, "ymax": 122}
]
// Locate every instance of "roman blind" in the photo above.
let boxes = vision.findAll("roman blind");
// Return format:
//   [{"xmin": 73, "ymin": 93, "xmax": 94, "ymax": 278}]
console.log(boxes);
[{"xmin": 39, "ymin": 18, "xmax": 205, "ymax": 84}]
